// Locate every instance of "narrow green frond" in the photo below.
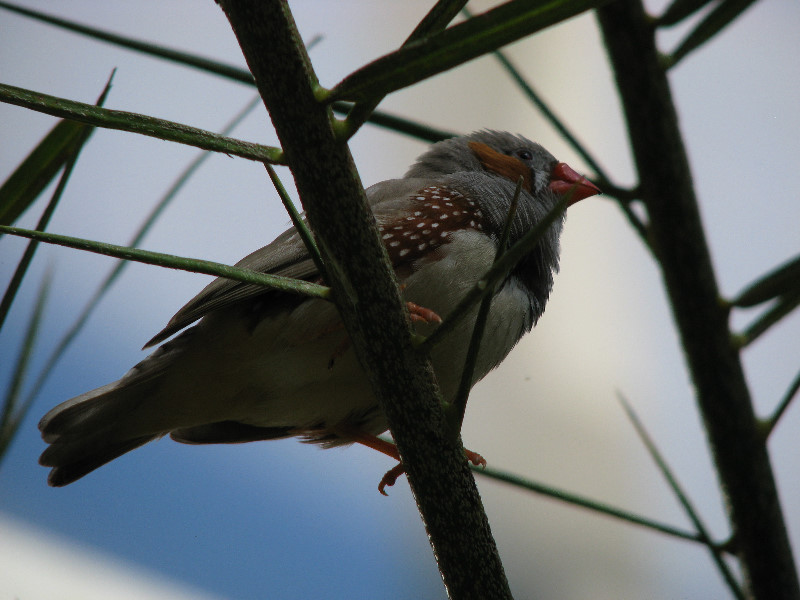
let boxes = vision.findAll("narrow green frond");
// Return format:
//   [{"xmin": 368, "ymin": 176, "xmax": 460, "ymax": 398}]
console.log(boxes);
[
  {"xmin": 0, "ymin": 75, "xmax": 111, "ymax": 331},
  {"xmin": 667, "ymin": 0, "xmax": 758, "ymax": 67},
  {"xmin": 474, "ymin": 465, "xmax": 705, "ymax": 545},
  {"xmin": 657, "ymin": 0, "xmax": 714, "ymax": 27},
  {"xmin": 450, "ymin": 178, "xmax": 522, "ymax": 434},
  {"xmin": 735, "ymin": 290, "xmax": 800, "ymax": 348},
  {"xmin": 730, "ymin": 253, "xmax": 800, "ymax": 308},
  {"xmin": 761, "ymin": 367, "xmax": 800, "ymax": 440},
  {"xmin": 0, "ymin": 1, "xmax": 255, "ymax": 84},
  {"xmin": 328, "ymin": 0, "xmax": 611, "ymax": 103},
  {"xmin": 0, "ymin": 270, "xmax": 52, "ymax": 465},
  {"xmin": 0, "ymin": 225, "xmax": 330, "ymax": 300},
  {"xmin": 618, "ymin": 393, "xmax": 745, "ymax": 599},
  {"xmin": 0, "ymin": 83, "xmax": 282, "ymax": 164}
]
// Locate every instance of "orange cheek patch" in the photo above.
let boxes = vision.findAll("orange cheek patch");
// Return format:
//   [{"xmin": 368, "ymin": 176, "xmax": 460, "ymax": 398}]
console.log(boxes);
[{"xmin": 468, "ymin": 141, "xmax": 532, "ymax": 192}]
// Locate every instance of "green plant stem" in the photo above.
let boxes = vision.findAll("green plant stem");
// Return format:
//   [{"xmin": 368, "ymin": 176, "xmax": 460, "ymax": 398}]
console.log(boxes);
[
  {"xmin": 0, "ymin": 76, "xmax": 110, "ymax": 331},
  {"xmin": 0, "ymin": 1, "xmax": 254, "ymax": 83},
  {"xmin": 729, "ymin": 253, "xmax": 800, "ymax": 308},
  {"xmin": 474, "ymin": 465, "xmax": 704, "ymax": 544},
  {"xmin": 337, "ymin": 106, "xmax": 456, "ymax": 143},
  {"xmin": 0, "ymin": 270, "xmax": 51, "ymax": 463},
  {"xmin": 598, "ymin": 1, "xmax": 800, "ymax": 597},
  {"xmin": 338, "ymin": 0, "xmax": 467, "ymax": 140},
  {"xmin": 327, "ymin": 0, "xmax": 612, "ymax": 103},
  {"xmin": 0, "ymin": 225, "xmax": 329, "ymax": 300},
  {"xmin": 618, "ymin": 394, "xmax": 745, "ymax": 599},
  {"xmin": 450, "ymin": 178, "xmax": 521, "ymax": 433},
  {"xmin": 0, "ymin": 167, "xmax": 66, "ymax": 330},
  {"xmin": 656, "ymin": 0, "xmax": 714, "ymax": 27},
  {"xmin": 0, "ymin": 83, "xmax": 282, "ymax": 164},
  {"xmin": 263, "ymin": 163, "xmax": 326, "ymax": 279},
  {"xmin": 0, "ymin": 133, "xmax": 86, "ymax": 331},
  {"xmin": 0, "ymin": 119, "xmax": 86, "ymax": 226},
  {"xmin": 762, "ymin": 367, "xmax": 800, "ymax": 440},
  {"xmin": 735, "ymin": 290, "xmax": 800, "ymax": 348},
  {"xmin": 666, "ymin": 0, "xmax": 759, "ymax": 67}
]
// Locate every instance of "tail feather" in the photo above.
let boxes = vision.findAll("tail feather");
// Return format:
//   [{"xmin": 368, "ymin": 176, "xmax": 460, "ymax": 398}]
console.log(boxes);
[
  {"xmin": 42, "ymin": 435, "xmax": 156, "ymax": 487},
  {"xmin": 39, "ymin": 382, "xmax": 124, "ymax": 443},
  {"xmin": 38, "ymin": 379, "xmax": 162, "ymax": 486}
]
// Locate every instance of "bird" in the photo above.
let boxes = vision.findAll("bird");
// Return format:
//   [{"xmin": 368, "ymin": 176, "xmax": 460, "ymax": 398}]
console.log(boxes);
[{"xmin": 38, "ymin": 130, "xmax": 600, "ymax": 490}]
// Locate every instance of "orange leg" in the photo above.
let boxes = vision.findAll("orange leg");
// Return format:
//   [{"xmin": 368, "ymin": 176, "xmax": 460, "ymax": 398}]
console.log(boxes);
[{"xmin": 344, "ymin": 428, "xmax": 485, "ymax": 495}]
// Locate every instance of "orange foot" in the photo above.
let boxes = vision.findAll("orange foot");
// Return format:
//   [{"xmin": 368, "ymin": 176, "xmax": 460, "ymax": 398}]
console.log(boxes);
[
  {"xmin": 378, "ymin": 448, "xmax": 486, "ymax": 495},
  {"xmin": 337, "ymin": 427, "xmax": 484, "ymax": 495},
  {"xmin": 406, "ymin": 301, "xmax": 442, "ymax": 325}
]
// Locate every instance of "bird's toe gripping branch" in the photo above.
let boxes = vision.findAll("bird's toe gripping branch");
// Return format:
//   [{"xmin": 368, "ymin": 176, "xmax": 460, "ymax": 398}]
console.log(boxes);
[
  {"xmin": 342, "ymin": 429, "xmax": 484, "ymax": 496},
  {"xmin": 377, "ymin": 447, "xmax": 486, "ymax": 495}
]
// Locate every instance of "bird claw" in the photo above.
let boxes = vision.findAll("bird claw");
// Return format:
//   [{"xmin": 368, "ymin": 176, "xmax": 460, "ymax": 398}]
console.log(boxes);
[
  {"xmin": 465, "ymin": 449, "xmax": 486, "ymax": 468},
  {"xmin": 406, "ymin": 301, "xmax": 442, "ymax": 324},
  {"xmin": 378, "ymin": 463, "xmax": 407, "ymax": 496},
  {"xmin": 377, "ymin": 448, "xmax": 486, "ymax": 496}
]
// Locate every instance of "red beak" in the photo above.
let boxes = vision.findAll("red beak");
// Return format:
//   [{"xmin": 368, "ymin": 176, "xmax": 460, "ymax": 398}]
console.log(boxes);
[{"xmin": 549, "ymin": 162, "xmax": 601, "ymax": 206}]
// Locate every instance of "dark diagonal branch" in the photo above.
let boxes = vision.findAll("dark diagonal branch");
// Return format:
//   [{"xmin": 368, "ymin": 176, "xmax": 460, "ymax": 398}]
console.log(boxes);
[
  {"xmin": 597, "ymin": 2, "xmax": 800, "ymax": 598},
  {"xmin": 215, "ymin": 1, "xmax": 512, "ymax": 597}
]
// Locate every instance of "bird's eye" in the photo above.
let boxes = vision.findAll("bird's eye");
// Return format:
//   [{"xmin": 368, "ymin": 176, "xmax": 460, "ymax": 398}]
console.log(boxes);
[{"xmin": 516, "ymin": 150, "xmax": 533, "ymax": 161}]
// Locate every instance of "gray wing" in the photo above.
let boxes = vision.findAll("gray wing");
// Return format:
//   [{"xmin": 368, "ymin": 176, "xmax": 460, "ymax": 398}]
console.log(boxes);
[
  {"xmin": 144, "ymin": 177, "xmax": 435, "ymax": 348},
  {"xmin": 143, "ymin": 226, "xmax": 315, "ymax": 348}
]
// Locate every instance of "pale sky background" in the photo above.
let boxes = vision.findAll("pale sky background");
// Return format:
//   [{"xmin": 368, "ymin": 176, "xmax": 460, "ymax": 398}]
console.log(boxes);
[{"xmin": 1, "ymin": 1, "xmax": 799, "ymax": 599}]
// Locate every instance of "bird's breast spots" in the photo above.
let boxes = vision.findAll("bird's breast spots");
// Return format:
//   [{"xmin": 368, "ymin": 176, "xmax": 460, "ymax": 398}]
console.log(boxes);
[
  {"xmin": 468, "ymin": 141, "xmax": 532, "ymax": 192},
  {"xmin": 378, "ymin": 185, "xmax": 484, "ymax": 267}
]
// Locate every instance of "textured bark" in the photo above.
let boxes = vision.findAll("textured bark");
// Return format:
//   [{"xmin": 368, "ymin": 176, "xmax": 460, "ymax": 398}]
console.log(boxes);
[
  {"xmin": 215, "ymin": 1, "xmax": 512, "ymax": 597},
  {"xmin": 597, "ymin": 1, "xmax": 800, "ymax": 598}
]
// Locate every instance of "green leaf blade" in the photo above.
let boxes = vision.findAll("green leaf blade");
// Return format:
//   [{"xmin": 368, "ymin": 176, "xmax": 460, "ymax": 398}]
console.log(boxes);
[
  {"xmin": 668, "ymin": 0, "xmax": 759, "ymax": 66},
  {"xmin": 0, "ymin": 120, "xmax": 88, "ymax": 226},
  {"xmin": 731, "ymin": 253, "xmax": 800, "ymax": 308},
  {"xmin": 328, "ymin": 0, "xmax": 609, "ymax": 103}
]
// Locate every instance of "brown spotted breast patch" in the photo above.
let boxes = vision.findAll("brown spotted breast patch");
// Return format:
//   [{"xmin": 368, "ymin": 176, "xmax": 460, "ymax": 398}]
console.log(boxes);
[{"xmin": 378, "ymin": 185, "xmax": 484, "ymax": 268}]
